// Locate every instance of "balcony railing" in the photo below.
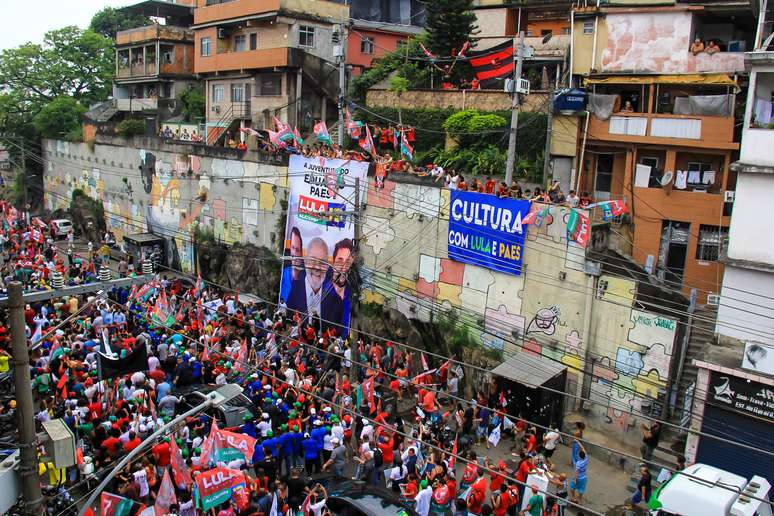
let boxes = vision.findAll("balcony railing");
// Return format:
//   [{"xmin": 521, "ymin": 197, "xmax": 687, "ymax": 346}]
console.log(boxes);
[
  {"xmin": 116, "ymin": 98, "xmax": 159, "ymax": 112},
  {"xmin": 588, "ymin": 112, "xmax": 736, "ymax": 148}
]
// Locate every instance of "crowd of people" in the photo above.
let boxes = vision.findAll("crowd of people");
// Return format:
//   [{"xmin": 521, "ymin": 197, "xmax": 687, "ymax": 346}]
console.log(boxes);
[{"xmin": 3, "ymin": 227, "xmax": 606, "ymax": 516}]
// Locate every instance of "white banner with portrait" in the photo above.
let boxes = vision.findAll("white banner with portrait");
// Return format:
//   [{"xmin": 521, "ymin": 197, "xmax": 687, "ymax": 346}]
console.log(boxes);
[{"xmin": 279, "ymin": 155, "xmax": 369, "ymax": 337}]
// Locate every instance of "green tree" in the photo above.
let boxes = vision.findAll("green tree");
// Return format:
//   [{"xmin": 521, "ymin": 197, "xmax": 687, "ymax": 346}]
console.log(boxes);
[
  {"xmin": 423, "ymin": 0, "xmax": 478, "ymax": 57},
  {"xmin": 90, "ymin": 7, "xmax": 151, "ymax": 39},
  {"xmin": 32, "ymin": 96, "xmax": 86, "ymax": 139},
  {"xmin": 388, "ymin": 75, "xmax": 409, "ymax": 125},
  {"xmin": 0, "ymin": 26, "xmax": 114, "ymax": 111},
  {"xmin": 178, "ymin": 87, "xmax": 206, "ymax": 123}
]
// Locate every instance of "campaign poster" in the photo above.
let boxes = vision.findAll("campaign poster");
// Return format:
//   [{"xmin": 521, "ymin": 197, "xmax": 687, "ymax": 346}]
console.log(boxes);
[
  {"xmin": 448, "ymin": 191, "xmax": 530, "ymax": 275},
  {"xmin": 279, "ymin": 155, "xmax": 369, "ymax": 337}
]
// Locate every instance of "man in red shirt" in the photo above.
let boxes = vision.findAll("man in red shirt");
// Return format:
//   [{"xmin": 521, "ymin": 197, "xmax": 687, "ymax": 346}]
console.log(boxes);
[
  {"xmin": 467, "ymin": 471, "xmax": 488, "ymax": 515},
  {"xmin": 102, "ymin": 428, "xmax": 123, "ymax": 457},
  {"xmin": 124, "ymin": 431, "xmax": 142, "ymax": 452},
  {"xmin": 152, "ymin": 437, "xmax": 172, "ymax": 468},
  {"xmin": 485, "ymin": 177, "xmax": 497, "ymax": 194}
]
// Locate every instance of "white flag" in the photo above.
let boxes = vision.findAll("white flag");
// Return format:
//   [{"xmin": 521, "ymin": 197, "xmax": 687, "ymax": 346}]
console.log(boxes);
[
  {"xmin": 269, "ymin": 492, "xmax": 279, "ymax": 516},
  {"xmin": 503, "ymin": 417, "xmax": 515, "ymax": 431},
  {"xmin": 487, "ymin": 424, "xmax": 502, "ymax": 447}
]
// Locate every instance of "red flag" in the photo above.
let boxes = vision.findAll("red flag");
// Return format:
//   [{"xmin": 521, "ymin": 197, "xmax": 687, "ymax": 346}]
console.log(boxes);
[
  {"xmin": 419, "ymin": 42, "xmax": 436, "ymax": 59},
  {"xmin": 170, "ymin": 437, "xmax": 193, "ymax": 487},
  {"xmin": 301, "ymin": 494, "xmax": 312, "ymax": 516},
  {"xmin": 155, "ymin": 469, "xmax": 177, "ymax": 514},
  {"xmin": 218, "ymin": 428, "xmax": 257, "ymax": 461},
  {"xmin": 420, "ymin": 353, "xmax": 429, "ymax": 371},
  {"xmin": 358, "ymin": 125, "xmax": 376, "ymax": 155},
  {"xmin": 100, "ymin": 492, "xmax": 136, "ymax": 516},
  {"xmin": 362, "ymin": 376, "xmax": 376, "ymax": 413}
]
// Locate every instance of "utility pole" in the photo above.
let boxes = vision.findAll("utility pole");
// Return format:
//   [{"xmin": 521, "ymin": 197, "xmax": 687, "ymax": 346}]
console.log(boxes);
[
  {"xmin": 337, "ymin": 22, "xmax": 347, "ymax": 147},
  {"xmin": 349, "ymin": 177, "xmax": 360, "ymax": 387},
  {"xmin": 8, "ymin": 282, "xmax": 43, "ymax": 515},
  {"xmin": 542, "ymin": 90, "xmax": 554, "ymax": 186},
  {"xmin": 504, "ymin": 31, "xmax": 526, "ymax": 186}
]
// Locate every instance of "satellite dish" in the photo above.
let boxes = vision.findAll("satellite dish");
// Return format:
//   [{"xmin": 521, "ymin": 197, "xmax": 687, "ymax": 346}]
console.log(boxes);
[
  {"xmin": 660, "ymin": 171, "xmax": 674, "ymax": 186},
  {"xmin": 542, "ymin": 33, "xmax": 553, "ymax": 45}
]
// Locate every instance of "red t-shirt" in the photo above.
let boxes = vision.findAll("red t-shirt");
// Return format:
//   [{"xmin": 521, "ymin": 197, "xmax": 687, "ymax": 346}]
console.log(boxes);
[
  {"xmin": 515, "ymin": 460, "xmax": 533, "ymax": 483},
  {"xmin": 124, "ymin": 437, "xmax": 142, "ymax": 452},
  {"xmin": 152, "ymin": 441, "xmax": 171, "ymax": 466},
  {"xmin": 485, "ymin": 180, "xmax": 497, "ymax": 194},
  {"xmin": 103, "ymin": 437, "xmax": 122, "ymax": 455}
]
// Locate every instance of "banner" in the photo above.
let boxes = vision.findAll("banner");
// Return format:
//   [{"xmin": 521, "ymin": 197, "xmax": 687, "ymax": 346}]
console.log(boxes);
[
  {"xmin": 217, "ymin": 428, "xmax": 257, "ymax": 463},
  {"xmin": 448, "ymin": 191, "xmax": 530, "ymax": 276},
  {"xmin": 195, "ymin": 467, "xmax": 246, "ymax": 511},
  {"xmin": 100, "ymin": 492, "xmax": 137, "ymax": 516},
  {"xmin": 279, "ymin": 155, "xmax": 369, "ymax": 337}
]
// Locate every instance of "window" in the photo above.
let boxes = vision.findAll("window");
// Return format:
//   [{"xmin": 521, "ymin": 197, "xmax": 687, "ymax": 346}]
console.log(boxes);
[
  {"xmin": 256, "ymin": 74, "xmax": 282, "ymax": 96},
  {"xmin": 360, "ymin": 37, "xmax": 374, "ymax": 54},
  {"xmin": 595, "ymin": 154, "xmax": 614, "ymax": 194},
  {"xmin": 250, "ymin": 33, "xmax": 257, "ymax": 51},
  {"xmin": 583, "ymin": 20, "xmax": 594, "ymax": 35},
  {"xmin": 640, "ymin": 156, "xmax": 660, "ymax": 170},
  {"xmin": 561, "ymin": 27, "xmax": 571, "ymax": 35},
  {"xmin": 212, "ymin": 84, "xmax": 224, "ymax": 103},
  {"xmin": 696, "ymin": 225, "xmax": 728, "ymax": 261},
  {"xmin": 299, "ymin": 25, "xmax": 315, "ymax": 47},
  {"xmin": 201, "ymin": 37, "xmax": 211, "ymax": 56},
  {"xmin": 234, "ymin": 35, "xmax": 247, "ymax": 52},
  {"xmin": 231, "ymin": 83, "xmax": 244, "ymax": 102}
]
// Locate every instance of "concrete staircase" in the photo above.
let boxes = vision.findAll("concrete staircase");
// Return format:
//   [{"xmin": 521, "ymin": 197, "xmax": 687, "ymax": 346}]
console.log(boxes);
[{"xmin": 671, "ymin": 304, "xmax": 718, "ymax": 424}]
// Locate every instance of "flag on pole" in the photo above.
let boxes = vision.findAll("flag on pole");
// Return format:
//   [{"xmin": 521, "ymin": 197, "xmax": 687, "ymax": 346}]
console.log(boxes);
[
  {"xmin": 193, "ymin": 273, "xmax": 205, "ymax": 299},
  {"xmin": 273, "ymin": 116, "xmax": 294, "ymax": 142},
  {"xmin": 467, "ymin": 40, "xmax": 515, "ymax": 87},
  {"xmin": 100, "ymin": 492, "xmax": 136, "ymax": 516},
  {"xmin": 314, "ymin": 120, "xmax": 331, "ymax": 144},
  {"xmin": 346, "ymin": 109, "xmax": 363, "ymax": 139},
  {"xmin": 449, "ymin": 435, "xmax": 458, "ymax": 469},
  {"xmin": 358, "ymin": 124, "xmax": 375, "ymax": 155},
  {"xmin": 456, "ymin": 41, "xmax": 470, "ymax": 58},
  {"xmin": 155, "ymin": 469, "xmax": 177, "ymax": 514},
  {"xmin": 151, "ymin": 290, "xmax": 174, "ymax": 327},
  {"xmin": 420, "ymin": 353, "xmax": 429, "ymax": 371},
  {"xmin": 419, "ymin": 42, "xmax": 436, "ymax": 59},
  {"xmin": 400, "ymin": 131, "xmax": 413, "ymax": 161},
  {"xmin": 170, "ymin": 437, "xmax": 193, "ymax": 488},
  {"xmin": 293, "ymin": 127, "xmax": 305, "ymax": 145},
  {"xmin": 487, "ymin": 424, "xmax": 502, "ymax": 447}
]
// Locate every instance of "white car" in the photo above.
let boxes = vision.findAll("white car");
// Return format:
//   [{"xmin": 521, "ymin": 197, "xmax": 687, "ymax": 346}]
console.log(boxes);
[{"xmin": 50, "ymin": 219, "xmax": 73, "ymax": 239}]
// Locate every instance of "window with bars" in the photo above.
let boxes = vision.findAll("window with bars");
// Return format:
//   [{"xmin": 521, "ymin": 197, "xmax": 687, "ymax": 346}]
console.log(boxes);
[
  {"xmin": 231, "ymin": 84, "xmax": 244, "ymax": 102},
  {"xmin": 234, "ymin": 35, "xmax": 247, "ymax": 52},
  {"xmin": 201, "ymin": 37, "xmax": 211, "ymax": 57},
  {"xmin": 696, "ymin": 225, "xmax": 728, "ymax": 261},
  {"xmin": 212, "ymin": 84, "xmax": 224, "ymax": 103}
]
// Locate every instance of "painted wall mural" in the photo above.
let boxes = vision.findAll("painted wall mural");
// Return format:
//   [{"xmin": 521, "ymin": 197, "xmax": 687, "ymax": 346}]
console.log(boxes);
[{"xmin": 42, "ymin": 139, "xmax": 680, "ymax": 444}]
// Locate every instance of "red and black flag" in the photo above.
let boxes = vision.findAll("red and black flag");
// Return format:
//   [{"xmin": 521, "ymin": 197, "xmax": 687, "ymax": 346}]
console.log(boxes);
[{"xmin": 468, "ymin": 40, "xmax": 514, "ymax": 87}]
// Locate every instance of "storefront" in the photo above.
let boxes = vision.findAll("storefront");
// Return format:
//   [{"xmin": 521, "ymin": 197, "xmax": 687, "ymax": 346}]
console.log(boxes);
[{"xmin": 685, "ymin": 360, "xmax": 774, "ymax": 486}]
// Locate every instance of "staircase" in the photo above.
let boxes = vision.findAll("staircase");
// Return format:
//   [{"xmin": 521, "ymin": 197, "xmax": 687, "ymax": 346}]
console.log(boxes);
[
  {"xmin": 207, "ymin": 101, "xmax": 250, "ymax": 146},
  {"xmin": 671, "ymin": 304, "xmax": 717, "ymax": 423},
  {"xmin": 625, "ymin": 444, "xmax": 683, "ymax": 492}
]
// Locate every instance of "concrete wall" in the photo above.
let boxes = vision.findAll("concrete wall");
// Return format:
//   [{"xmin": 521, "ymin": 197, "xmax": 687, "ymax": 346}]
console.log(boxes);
[
  {"xmin": 366, "ymin": 89, "xmax": 550, "ymax": 113},
  {"xmin": 42, "ymin": 137, "xmax": 288, "ymax": 274},
  {"xmin": 42, "ymin": 137, "xmax": 678, "ymax": 446},
  {"xmin": 726, "ymin": 173, "xmax": 774, "ymax": 265},
  {"xmin": 716, "ymin": 266, "xmax": 774, "ymax": 345}
]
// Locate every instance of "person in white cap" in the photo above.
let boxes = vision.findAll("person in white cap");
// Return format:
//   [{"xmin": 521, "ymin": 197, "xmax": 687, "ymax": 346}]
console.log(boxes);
[
  {"xmin": 258, "ymin": 412, "xmax": 272, "ymax": 437},
  {"xmin": 360, "ymin": 418, "xmax": 374, "ymax": 442}
]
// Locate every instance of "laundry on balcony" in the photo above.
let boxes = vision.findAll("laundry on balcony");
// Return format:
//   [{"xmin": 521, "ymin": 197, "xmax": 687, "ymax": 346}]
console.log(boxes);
[
  {"xmin": 754, "ymin": 99, "xmax": 773, "ymax": 126},
  {"xmin": 587, "ymin": 93, "xmax": 618, "ymax": 120}
]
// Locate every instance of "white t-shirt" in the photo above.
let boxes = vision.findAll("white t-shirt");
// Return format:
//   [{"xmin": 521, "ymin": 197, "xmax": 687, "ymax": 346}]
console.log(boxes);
[
  {"xmin": 544, "ymin": 430, "xmax": 560, "ymax": 450},
  {"xmin": 415, "ymin": 486, "xmax": 433, "ymax": 516},
  {"xmin": 134, "ymin": 469, "xmax": 149, "ymax": 497}
]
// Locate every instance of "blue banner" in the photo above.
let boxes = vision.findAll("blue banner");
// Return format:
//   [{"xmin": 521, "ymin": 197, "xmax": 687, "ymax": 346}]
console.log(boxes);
[{"xmin": 448, "ymin": 191, "xmax": 530, "ymax": 275}]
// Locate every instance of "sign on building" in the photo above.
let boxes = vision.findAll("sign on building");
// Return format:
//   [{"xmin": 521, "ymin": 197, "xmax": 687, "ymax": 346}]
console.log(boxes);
[
  {"xmin": 709, "ymin": 371, "xmax": 774, "ymax": 422},
  {"xmin": 741, "ymin": 341, "xmax": 774, "ymax": 376},
  {"xmin": 279, "ymin": 155, "xmax": 369, "ymax": 337},
  {"xmin": 448, "ymin": 191, "xmax": 531, "ymax": 275}
]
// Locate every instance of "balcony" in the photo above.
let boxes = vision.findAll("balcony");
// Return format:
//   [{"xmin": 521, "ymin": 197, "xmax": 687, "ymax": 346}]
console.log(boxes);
[
  {"xmin": 587, "ymin": 112, "xmax": 737, "ymax": 149},
  {"xmin": 194, "ymin": 0, "xmax": 281, "ymax": 25},
  {"xmin": 116, "ymin": 25, "xmax": 193, "ymax": 46},
  {"xmin": 196, "ymin": 46, "xmax": 289, "ymax": 73},
  {"xmin": 193, "ymin": 0, "xmax": 348, "ymax": 25},
  {"xmin": 115, "ymin": 98, "xmax": 165, "ymax": 112}
]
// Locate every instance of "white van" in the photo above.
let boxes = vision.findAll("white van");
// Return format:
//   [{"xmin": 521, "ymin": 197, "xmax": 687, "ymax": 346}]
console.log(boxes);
[
  {"xmin": 50, "ymin": 219, "xmax": 73, "ymax": 239},
  {"xmin": 649, "ymin": 463, "xmax": 771, "ymax": 516}
]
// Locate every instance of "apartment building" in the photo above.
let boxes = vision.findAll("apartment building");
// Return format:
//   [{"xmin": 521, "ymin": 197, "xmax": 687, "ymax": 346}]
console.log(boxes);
[
  {"xmin": 570, "ymin": 0, "xmax": 752, "ymax": 301},
  {"xmin": 347, "ymin": 19, "xmax": 421, "ymax": 77},
  {"xmin": 715, "ymin": 6, "xmax": 774, "ymax": 349},
  {"xmin": 113, "ymin": 0, "xmax": 198, "ymax": 120},
  {"xmin": 192, "ymin": 0, "xmax": 348, "ymax": 144}
]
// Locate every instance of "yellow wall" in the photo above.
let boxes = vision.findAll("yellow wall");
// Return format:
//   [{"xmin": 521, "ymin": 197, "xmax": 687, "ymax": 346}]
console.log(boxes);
[
  {"xmin": 551, "ymin": 114, "xmax": 579, "ymax": 157},
  {"xmin": 572, "ymin": 15, "xmax": 607, "ymax": 75}
]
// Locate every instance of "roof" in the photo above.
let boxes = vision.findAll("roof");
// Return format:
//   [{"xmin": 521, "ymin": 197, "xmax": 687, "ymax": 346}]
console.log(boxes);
[
  {"xmin": 123, "ymin": 232, "xmax": 166, "ymax": 244},
  {"xmin": 491, "ymin": 351, "xmax": 566, "ymax": 388},
  {"xmin": 585, "ymin": 73, "xmax": 737, "ymax": 86},
  {"xmin": 655, "ymin": 463, "xmax": 747, "ymax": 515},
  {"xmin": 350, "ymin": 18, "xmax": 423, "ymax": 36},
  {"xmin": 119, "ymin": 0, "xmax": 194, "ymax": 19}
]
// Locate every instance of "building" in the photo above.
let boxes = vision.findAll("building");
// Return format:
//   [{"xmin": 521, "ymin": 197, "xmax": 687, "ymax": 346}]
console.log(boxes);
[
  {"xmin": 192, "ymin": 0, "xmax": 349, "ymax": 144},
  {"xmin": 347, "ymin": 19, "xmax": 421, "ymax": 77},
  {"xmin": 714, "ymin": 15, "xmax": 774, "ymax": 354},
  {"xmin": 112, "ymin": 0, "xmax": 198, "ymax": 123},
  {"xmin": 569, "ymin": 0, "xmax": 752, "ymax": 301}
]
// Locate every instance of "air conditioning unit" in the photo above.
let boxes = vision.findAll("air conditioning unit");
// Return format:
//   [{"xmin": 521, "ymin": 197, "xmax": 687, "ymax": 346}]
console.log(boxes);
[
  {"xmin": 217, "ymin": 28, "xmax": 228, "ymax": 39},
  {"xmin": 724, "ymin": 190, "xmax": 735, "ymax": 202},
  {"xmin": 504, "ymin": 78, "xmax": 531, "ymax": 95},
  {"xmin": 707, "ymin": 293, "xmax": 720, "ymax": 306},
  {"xmin": 212, "ymin": 105, "xmax": 221, "ymax": 113}
]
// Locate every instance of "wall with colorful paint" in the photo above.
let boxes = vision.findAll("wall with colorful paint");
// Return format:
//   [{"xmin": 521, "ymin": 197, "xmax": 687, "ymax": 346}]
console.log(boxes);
[
  {"xmin": 42, "ymin": 138, "xmax": 288, "ymax": 274},
  {"xmin": 42, "ymin": 137, "xmax": 678, "ymax": 446}
]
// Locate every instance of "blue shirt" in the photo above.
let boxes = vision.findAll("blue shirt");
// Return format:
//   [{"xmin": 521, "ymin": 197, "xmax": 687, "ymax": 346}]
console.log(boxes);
[
  {"xmin": 302, "ymin": 438, "xmax": 319, "ymax": 460},
  {"xmin": 279, "ymin": 433, "xmax": 295, "ymax": 457},
  {"xmin": 575, "ymin": 457, "xmax": 589, "ymax": 480},
  {"xmin": 311, "ymin": 427, "xmax": 327, "ymax": 448},
  {"xmin": 262, "ymin": 437, "xmax": 279, "ymax": 457}
]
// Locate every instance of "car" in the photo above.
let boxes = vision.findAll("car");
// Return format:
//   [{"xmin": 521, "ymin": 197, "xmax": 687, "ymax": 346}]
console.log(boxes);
[
  {"xmin": 176, "ymin": 383, "xmax": 256, "ymax": 429},
  {"xmin": 50, "ymin": 219, "xmax": 73, "ymax": 239},
  {"xmin": 312, "ymin": 475, "xmax": 416, "ymax": 516}
]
